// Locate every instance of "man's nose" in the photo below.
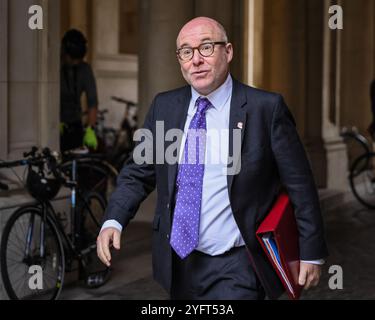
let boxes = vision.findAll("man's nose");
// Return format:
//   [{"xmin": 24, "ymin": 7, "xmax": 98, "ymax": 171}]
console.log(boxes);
[{"xmin": 191, "ymin": 48, "xmax": 204, "ymax": 65}]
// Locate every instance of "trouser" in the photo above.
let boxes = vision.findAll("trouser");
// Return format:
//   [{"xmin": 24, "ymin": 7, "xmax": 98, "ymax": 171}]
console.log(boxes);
[{"xmin": 170, "ymin": 246, "xmax": 266, "ymax": 300}]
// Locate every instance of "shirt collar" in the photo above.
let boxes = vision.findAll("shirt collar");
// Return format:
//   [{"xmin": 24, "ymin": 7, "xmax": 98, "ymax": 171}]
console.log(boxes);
[{"xmin": 190, "ymin": 73, "xmax": 233, "ymax": 113}]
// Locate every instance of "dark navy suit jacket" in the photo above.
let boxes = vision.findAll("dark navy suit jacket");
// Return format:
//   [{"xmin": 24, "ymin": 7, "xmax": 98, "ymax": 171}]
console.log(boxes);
[{"xmin": 104, "ymin": 78, "xmax": 329, "ymax": 299}]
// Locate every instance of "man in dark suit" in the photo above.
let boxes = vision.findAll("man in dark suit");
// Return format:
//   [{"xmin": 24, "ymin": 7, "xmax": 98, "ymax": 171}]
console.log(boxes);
[{"xmin": 97, "ymin": 17, "xmax": 328, "ymax": 300}]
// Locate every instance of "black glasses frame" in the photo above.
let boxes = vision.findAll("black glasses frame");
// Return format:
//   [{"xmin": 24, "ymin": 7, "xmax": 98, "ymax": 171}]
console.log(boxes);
[{"xmin": 176, "ymin": 41, "xmax": 227, "ymax": 61}]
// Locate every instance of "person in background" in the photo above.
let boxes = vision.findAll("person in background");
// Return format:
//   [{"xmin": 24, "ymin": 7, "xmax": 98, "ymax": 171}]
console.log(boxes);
[
  {"xmin": 60, "ymin": 29, "xmax": 111, "ymax": 287},
  {"xmin": 60, "ymin": 29, "xmax": 98, "ymax": 152}
]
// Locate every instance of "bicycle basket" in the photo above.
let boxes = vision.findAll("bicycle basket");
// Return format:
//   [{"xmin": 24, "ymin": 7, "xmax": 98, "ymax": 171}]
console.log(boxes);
[{"xmin": 26, "ymin": 168, "xmax": 61, "ymax": 201}]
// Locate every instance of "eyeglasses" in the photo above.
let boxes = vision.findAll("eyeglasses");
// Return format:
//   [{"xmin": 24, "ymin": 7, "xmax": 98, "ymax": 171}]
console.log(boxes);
[{"xmin": 176, "ymin": 42, "xmax": 227, "ymax": 62}]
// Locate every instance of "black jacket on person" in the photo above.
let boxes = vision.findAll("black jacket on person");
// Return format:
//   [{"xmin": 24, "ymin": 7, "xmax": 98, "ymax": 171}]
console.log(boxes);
[
  {"xmin": 60, "ymin": 61, "xmax": 98, "ymax": 124},
  {"xmin": 104, "ymin": 78, "xmax": 329, "ymax": 299}
]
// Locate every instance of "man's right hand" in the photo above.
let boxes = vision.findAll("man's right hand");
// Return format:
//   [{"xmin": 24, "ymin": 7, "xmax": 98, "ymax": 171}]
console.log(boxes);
[{"xmin": 97, "ymin": 227, "xmax": 121, "ymax": 267}]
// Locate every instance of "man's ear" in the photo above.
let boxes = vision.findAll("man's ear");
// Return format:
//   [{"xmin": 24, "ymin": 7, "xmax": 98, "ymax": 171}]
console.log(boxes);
[{"xmin": 226, "ymin": 43, "xmax": 234, "ymax": 63}]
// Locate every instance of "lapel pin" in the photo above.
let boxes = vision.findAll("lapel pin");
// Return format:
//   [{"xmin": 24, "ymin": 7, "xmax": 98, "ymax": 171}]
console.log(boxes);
[{"xmin": 237, "ymin": 122, "xmax": 243, "ymax": 129}]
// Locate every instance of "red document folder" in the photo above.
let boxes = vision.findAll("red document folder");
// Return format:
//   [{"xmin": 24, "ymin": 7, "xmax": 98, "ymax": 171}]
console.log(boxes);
[{"xmin": 256, "ymin": 192, "xmax": 303, "ymax": 300}]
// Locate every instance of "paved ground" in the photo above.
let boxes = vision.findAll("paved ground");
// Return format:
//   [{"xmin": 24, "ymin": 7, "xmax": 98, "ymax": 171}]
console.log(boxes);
[{"xmin": 59, "ymin": 198, "xmax": 375, "ymax": 300}]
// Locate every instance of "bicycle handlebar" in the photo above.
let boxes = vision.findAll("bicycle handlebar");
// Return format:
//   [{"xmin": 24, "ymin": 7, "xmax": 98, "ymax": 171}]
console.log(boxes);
[
  {"xmin": 0, "ymin": 146, "xmax": 63, "ymax": 192},
  {"xmin": 0, "ymin": 146, "xmax": 60, "ymax": 175},
  {"xmin": 111, "ymin": 96, "xmax": 137, "ymax": 107},
  {"xmin": 0, "ymin": 159, "xmax": 28, "ymax": 169}
]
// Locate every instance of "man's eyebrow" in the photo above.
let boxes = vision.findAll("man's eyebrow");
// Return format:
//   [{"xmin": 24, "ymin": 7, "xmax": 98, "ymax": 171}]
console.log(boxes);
[
  {"xmin": 178, "ymin": 37, "xmax": 214, "ymax": 48},
  {"xmin": 178, "ymin": 42, "xmax": 190, "ymax": 48}
]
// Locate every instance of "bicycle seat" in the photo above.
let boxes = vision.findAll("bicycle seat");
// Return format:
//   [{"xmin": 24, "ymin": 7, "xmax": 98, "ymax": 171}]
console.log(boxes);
[{"xmin": 68, "ymin": 147, "xmax": 90, "ymax": 155}]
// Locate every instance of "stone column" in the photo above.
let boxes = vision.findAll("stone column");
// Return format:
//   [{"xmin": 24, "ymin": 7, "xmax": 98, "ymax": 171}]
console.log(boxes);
[
  {"xmin": 38, "ymin": 0, "xmax": 61, "ymax": 151},
  {"xmin": 69, "ymin": 0, "xmax": 89, "ymax": 36},
  {"xmin": 243, "ymin": 0, "xmax": 264, "ymax": 88},
  {"xmin": 92, "ymin": 0, "xmax": 119, "ymax": 56},
  {"xmin": 1, "ymin": 0, "xmax": 60, "ymax": 158},
  {"xmin": 91, "ymin": 0, "xmax": 138, "ymax": 130},
  {"xmin": 303, "ymin": 0, "xmax": 326, "ymax": 188},
  {"xmin": 321, "ymin": 0, "xmax": 348, "ymax": 190},
  {"xmin": 138, "ymin": 0, "xmax": 194, "ymax": 124},
  {"xmin": 262, "ymin": 0, "xmax": 308, "ymax": 139}
]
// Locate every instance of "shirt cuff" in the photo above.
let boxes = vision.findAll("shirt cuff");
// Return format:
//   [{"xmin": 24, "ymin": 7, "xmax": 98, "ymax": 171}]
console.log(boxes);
[
  {"xmin": 100, "ymin": 219, "xmax": 123, "ymax": 233},
  {"xmin": 301, "ymin": 259, "xmax": 325, "ymax": 265}
]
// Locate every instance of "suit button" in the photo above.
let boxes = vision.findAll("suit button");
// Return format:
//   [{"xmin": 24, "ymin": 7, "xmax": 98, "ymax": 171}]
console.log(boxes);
[
  {"xmin": 167, "ymin": 204, "xmax": 170, "ymax": 209},
  {"xmin": 167, "ymin": 234, "xmax": 170, "ymax": 239}
]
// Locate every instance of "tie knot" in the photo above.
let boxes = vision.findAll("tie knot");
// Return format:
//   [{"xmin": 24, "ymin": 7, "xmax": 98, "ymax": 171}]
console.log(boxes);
[{"xmin": 196, "ymin": 97, "xmax": 212, "ymax": 114}]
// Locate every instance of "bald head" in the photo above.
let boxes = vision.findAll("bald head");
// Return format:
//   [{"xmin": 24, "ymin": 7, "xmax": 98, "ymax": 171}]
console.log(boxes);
[{"xmin": 177, "ymin": 17, "xmax": 228, "ymax": 48}]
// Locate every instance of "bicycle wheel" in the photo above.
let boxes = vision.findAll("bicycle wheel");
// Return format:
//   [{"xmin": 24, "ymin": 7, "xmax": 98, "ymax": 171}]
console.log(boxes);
[
  {"xmin": 1, "ymin": 206, "xmax": 65, "ymax": 300},
  {"xmin": 79, "ymin": 191, "xmax": 106, "ymax": 246},
  {"xmin": 77, "ymin": 192, "xmax": 107, "ymax": 274},
  {"xmin": 350, "ymin": 152, "xmax": 375, "ymax": 209}
]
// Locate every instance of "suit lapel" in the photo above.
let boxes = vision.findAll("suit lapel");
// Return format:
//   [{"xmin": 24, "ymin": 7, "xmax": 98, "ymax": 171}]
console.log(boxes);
[
  {"xmin": 167, "ymin": 87, "xmax": 191, "ymax": 205},
  {"xmin": 227, "ymin": 79, "xmax": 248, "ymax": 194}
]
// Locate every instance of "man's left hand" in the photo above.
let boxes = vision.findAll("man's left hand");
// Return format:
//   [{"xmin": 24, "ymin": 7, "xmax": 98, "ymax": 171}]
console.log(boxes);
[{"xmin": 298, "ymin": 261, "xmax": 322, "ymax": 290}]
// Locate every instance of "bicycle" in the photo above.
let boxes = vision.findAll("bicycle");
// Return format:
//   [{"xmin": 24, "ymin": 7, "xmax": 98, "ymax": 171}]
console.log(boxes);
[
  {"xmin": 109, "ymin": 97, "xmax": 138, "ymax": 171},
  {"xmin": 92, "ymin": 97, "xmax": 138, "ymax": 172},
  {"xmin": 0, "ymin": 147, "xmax": 108, "ymax": 300},
  {"xmin": 341, "ymin": 127, "xmax": 375, "ymax": 209}
]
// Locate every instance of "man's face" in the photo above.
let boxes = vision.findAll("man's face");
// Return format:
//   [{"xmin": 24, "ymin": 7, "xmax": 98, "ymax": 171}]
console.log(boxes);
[{"xmin": 176, "ymin": 20, "xmax": 233, "ymax": 96}]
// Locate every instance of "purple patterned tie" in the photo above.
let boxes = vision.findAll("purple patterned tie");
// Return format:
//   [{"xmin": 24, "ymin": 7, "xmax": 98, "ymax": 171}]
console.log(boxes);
[{"xmin": 170, "ymin": 97, "xmax": 212, "ymax": 259}]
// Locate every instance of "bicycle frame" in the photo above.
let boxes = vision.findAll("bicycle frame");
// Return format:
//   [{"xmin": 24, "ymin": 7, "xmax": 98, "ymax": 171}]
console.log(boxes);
[{"xmin": 21, "ymin": 155, "xmax": 102, "ymax": 267}]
